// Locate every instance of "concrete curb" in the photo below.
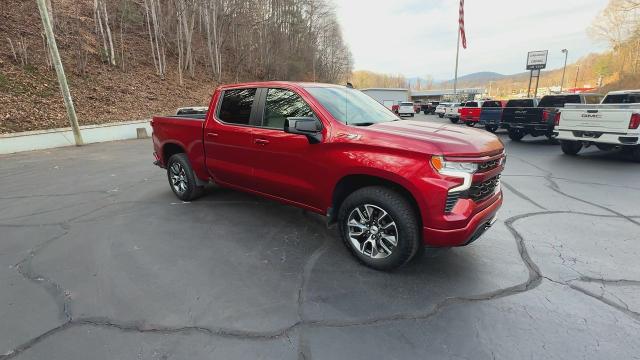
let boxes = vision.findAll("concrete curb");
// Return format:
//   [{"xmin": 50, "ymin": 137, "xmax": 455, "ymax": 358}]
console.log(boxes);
[{"xmin": 0, "ymin": 120, "xmax": 152, "ymax": 154}]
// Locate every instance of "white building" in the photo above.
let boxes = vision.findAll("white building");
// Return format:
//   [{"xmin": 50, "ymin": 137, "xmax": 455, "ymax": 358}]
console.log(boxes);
[{"xmin": 360, "ymin": 88, "xmax": 409, "ymax": 109}]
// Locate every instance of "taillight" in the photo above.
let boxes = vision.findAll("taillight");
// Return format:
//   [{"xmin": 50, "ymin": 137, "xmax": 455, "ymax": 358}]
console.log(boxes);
[
  {"xmin": 554, "ymin": 112, "xmax": 561, "ymax": 126},
  {"xmin": 630, "ymin": 113, "xmax": 640, "ymax": 129},
  {"xmin": 542, "ymin": 110, "xmax": 549, "ymax": 121}
]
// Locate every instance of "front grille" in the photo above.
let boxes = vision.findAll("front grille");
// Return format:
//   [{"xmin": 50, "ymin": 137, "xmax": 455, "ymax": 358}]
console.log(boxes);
[
  {"xmin": 469, "ymin": 175, "xmax": 500, "ymax": 202},
  {"xmin": 445, "ymin": 192, "xmax": 462, "ymax": 213},
  {"xmin": 478, "ymin": 158, "xmax": 500, "ymax": 172}
]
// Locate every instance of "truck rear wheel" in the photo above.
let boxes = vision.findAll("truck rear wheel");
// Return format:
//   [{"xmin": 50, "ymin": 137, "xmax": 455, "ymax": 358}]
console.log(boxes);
[
  {"xmin": 450, "ymin": 118, "xmax": 459, "ymax": 124},
  {"xmin": 166, "ymin": 153, "xmax": 204, "ymax": 201},
  {"xmin": 438, "ymin": 114, "xmax": 444, "ymax": 118},
  {"xmin": 560, "ymin": 140, "xmax": 582, "ymax": 156},
  {"xmin": 631, "ymin": 146, "xmax": 640, "ymax": 162},
  {"xmin": 508, "ymin": 129, "xmax": 524, "ymax": 141},
  {"xmin": 485, "ymin": 125, "xmax": 498, "ymax": 133},
  {"xmin": 338, "ymin": 186, "xmax": 421, "ymax": 271}
]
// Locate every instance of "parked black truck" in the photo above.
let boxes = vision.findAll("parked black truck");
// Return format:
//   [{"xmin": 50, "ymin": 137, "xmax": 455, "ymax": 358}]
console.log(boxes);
[{"xmin": 501, "ymin": 94, "xmax": 603, "ymax": 141}]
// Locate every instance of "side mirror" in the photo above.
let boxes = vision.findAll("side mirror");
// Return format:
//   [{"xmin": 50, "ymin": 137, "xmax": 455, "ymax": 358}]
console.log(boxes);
[{"xmin": 284, "ymin": 117, "xmax": 323, "ymax": 144}]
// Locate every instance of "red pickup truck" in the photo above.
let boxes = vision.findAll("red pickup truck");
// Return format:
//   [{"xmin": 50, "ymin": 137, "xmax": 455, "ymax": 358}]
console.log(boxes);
[
  {"xmin": 458, "ymin": 101, "xmax": 485, "ymax": 126},
  {"xmin": 152, "ymin": 82, "xmax": 505, "ymax": 270}
]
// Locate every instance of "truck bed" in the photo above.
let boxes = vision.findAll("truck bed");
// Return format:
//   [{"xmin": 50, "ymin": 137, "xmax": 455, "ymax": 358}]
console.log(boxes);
[{"xmin": 151, "ymin": 115, "xmax": 208, "ymax": 179}]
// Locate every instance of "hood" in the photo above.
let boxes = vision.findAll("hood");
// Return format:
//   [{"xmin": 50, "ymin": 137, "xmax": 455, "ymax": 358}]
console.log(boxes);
[{"xmin": 366, "ymin": 120, "xmax": 504, "ymax": 157}]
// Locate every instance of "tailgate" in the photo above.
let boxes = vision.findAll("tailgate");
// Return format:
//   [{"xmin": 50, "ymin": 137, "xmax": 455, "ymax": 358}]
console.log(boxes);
[
  {"xmin": 559, "ymin": 107, "xmax": 635, "ymax": 132},
  {"xmin": 502, "ymin": 107, "xmax": 541, "ymax": 125}
]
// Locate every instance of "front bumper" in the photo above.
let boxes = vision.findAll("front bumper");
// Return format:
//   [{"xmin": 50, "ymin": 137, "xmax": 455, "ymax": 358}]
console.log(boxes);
[{"xmin": 423, "ymin": 191, "xmax": 502, "ymax": 247}]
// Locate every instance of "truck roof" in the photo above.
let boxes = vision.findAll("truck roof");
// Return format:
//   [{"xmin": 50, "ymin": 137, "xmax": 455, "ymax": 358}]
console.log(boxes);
[
  {"xmin": 217, "ymin": 81, "xmax": 344, "ymax": 91},
  {"xmin": 607, "ymin": 89, "xmax": 640, "ymax": 95}
]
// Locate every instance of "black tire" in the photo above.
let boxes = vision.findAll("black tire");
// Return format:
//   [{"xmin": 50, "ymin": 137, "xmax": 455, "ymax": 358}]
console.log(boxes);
[
  {"xmin": 485, "ymin": 125, "xmax": 498, "ymax": 133},
  {"xmin": 338, "ymin": 186, "xmax": 421, "ymax": 271},
  {"xmin": 508, "ymin": 129, "xmax": 525, "ymax": 141},
  {"xmin": 630, "ymin": 146, "xmax": 640, "ymax": 162},
  {"xmin": 166, "ymin": 153, "xmax": 204, "ymax": 201},
  {"xmin": 560, "ymin": 140, "xmax": 582, "ymax": 156},
  {"xmin": 450, "ymin": 118, "xmax": 459, "ymax": 124},
  {"xmin": 465, "ymin": 121, "xmax": 475, "ymax": 127},
  {"xmin": 438, "ymin": 114, "xmax": 444, "ymax": 118}
]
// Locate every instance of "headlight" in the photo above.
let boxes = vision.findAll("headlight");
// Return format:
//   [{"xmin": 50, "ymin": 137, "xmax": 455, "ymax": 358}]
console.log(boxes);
[
  {"xmin": 430, "ymin": 156, "xmax": 478, "ymax": 174},
  {"xmin": 430, "ymin": 156, "xmax": 477, "ymax": 192}
]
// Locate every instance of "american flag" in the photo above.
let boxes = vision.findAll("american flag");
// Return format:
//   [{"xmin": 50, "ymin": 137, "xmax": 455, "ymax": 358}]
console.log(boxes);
[{"xmin": 459, "ymin": 0, "xmax": 467, "ymax": 49}]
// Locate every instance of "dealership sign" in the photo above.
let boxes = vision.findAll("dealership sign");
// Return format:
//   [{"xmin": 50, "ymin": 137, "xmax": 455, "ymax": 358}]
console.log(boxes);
[{"xmin": 526, "ymin": 50, "xmax": 548, "ymax": 70}]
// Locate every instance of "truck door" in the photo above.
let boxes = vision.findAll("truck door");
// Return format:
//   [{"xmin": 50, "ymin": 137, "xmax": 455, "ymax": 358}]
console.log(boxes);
[
  {"xmin": 203, "ymin": 87, "xmax": 258, "ymax": 189},
  {"xmin": 249, "ymin": 87, "xmax": 328, "ymax": 211}
]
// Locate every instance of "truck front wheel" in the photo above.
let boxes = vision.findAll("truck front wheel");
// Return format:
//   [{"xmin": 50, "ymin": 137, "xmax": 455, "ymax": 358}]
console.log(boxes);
[
  {"xmin": 485, "ymin": 125, "xmax": 498, "ymax": 133},
  {"xmin": 560, "ymin": 140, "xmax": 583, "ymax": 156},
  {"xmin": 450, "ymin": 118, "xmax": 459, "ymax": 124},
  {"xmin": 338, "ymin": 186, "xmax": 421, "ymax": 271},
  {"xmin": 465, "ymin": 121, "xmax": 475, "ymax": 127},
  {"xmin": 166, "ymin": 153, "xmax": 204, "ymax": 201}
]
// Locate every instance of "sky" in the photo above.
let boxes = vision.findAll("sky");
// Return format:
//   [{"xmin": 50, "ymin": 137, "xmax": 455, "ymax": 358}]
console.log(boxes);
[{"xmin": 334, "ymin": 0, "xmax": 610, "ymax": 80}]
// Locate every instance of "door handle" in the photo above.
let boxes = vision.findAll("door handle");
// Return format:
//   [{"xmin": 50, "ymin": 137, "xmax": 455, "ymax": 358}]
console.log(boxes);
[
  {"xmin": 254, "ymin": 138, "xmax": 269, "ymax": 145},
  {"xmin": 206, "ymin": 132, "xmax": 219, "ymax": 138}
]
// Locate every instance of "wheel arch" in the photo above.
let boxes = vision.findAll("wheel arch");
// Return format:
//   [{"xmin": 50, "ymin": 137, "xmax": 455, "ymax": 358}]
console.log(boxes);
[
  {"xmin": 329, "ymin": 173, "xmax": 423, "ymax": 227},
  {"xmin": 162, "ymin": 142, "xmax": 186, "ymax": 164}
]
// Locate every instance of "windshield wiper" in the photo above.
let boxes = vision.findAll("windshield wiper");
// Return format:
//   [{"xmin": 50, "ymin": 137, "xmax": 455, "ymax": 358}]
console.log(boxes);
[{"xmin": 351, "ymin": 122, "xmax": 376, "ymax": 126}]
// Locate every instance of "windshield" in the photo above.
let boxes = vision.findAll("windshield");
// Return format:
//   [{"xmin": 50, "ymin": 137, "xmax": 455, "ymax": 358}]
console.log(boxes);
[{"xmin": 305, "ymin": 87, "xmax": 399, "ymax": 125}]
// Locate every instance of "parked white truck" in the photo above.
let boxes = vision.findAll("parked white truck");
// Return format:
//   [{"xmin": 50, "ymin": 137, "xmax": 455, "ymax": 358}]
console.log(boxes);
[
  {"xmin": 444, "ymin": 103, "xmax": 464, "ymax": 123},
  {"xmin": 556, "ymin": 90, "xmax": 640, "ymax": 161}
]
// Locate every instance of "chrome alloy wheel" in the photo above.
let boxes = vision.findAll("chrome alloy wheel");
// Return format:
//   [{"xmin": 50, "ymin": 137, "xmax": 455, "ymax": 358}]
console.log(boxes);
[
  {"xmin": 347, "ymin": 204, "xmax": 398, "ymax": 259},
  {"xmin": 169, "ymin": 162, "xmax": 188, "ymax": 194}
]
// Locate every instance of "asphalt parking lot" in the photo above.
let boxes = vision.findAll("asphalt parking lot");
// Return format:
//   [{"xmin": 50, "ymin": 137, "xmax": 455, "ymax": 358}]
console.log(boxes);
[{"xmin": 1, "ymin": 113, "xmax": 639, "ymax": 359}]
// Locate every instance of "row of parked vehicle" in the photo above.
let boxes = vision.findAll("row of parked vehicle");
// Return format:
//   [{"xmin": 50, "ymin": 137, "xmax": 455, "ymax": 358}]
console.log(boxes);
[{"xmin": 435, "ymin": 90, "xmax": 640, "ymax": 161}]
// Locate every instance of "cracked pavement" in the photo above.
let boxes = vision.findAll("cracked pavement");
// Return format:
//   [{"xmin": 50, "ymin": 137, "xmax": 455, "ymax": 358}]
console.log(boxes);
[{"xmin": 1, "ymin": 114, "xmax": 639, "ymax": 359}]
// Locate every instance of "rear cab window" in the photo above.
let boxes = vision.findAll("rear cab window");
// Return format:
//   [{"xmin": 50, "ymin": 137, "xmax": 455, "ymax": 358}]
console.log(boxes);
[
  {"xmin": 505, "ymin": 99, "xmax": 534, "ymax": 107},
  {"xmin": 465, "ymin": 101, "xmax": 478, "ymax": 107},
  {"xmin": 602, "ymin": 93, "xmax": 640, "ymax": 104},
  {"xmin": 218, "ymin": 88, "xmax": 257, "ymax": 125},
  {"xmin": 537, "ymin": 95, "xmax": 581, "ymax": 108},
  {"xmin": 482, "ymin": 101, "xmax": 502, "ymax": 108}
]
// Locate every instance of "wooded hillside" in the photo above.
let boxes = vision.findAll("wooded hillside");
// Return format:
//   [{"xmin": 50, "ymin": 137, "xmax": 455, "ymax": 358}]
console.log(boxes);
[{"xmin": 0, "ymin": 0, "xmax": 352, "ymax": 133}]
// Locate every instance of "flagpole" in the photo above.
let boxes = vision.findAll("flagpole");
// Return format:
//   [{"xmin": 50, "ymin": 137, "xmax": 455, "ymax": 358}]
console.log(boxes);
[{"xmin": 453, "ymin": 27, "xmax": 460, "ymax": 100}]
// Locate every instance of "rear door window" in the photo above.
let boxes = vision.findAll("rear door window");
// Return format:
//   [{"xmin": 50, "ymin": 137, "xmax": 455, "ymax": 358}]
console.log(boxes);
[
  {"xmin": 261, "ymin": 88, "xmax": 314, "ymax": 130},
  {"xmin": 218, "ymin": 88, "xmax": 257, "ymax": 125}
]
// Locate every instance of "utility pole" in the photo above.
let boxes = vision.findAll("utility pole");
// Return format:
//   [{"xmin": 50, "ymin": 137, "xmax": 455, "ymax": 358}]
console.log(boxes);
[
  {"xmin": 574, "ymin": 64, "xmax": 580, "ymax": 89},
  {"xmin": 453, "ymin": 26, "xmax": 460, "ymax": 101},
  {"xmin": 560, "ymin": 49, "xmax": 568, "ymax": 93},
  {"xmin": 36, "ymin": 0, "xmax": 83, "ymax": 146}
]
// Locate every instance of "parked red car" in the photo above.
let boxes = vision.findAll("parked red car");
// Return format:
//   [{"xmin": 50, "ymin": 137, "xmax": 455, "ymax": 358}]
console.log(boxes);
[{"xmin": 152, "ymin": 82, "xmax": 505, "ymax": 270}]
